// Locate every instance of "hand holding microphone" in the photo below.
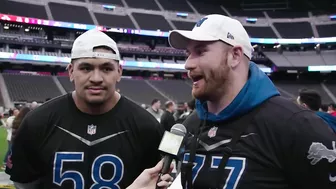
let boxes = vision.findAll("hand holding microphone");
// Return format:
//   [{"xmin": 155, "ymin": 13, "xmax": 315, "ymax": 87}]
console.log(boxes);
[{"xmin": 126, "ymin": 124, "xmax": 187, "ymax": 189}]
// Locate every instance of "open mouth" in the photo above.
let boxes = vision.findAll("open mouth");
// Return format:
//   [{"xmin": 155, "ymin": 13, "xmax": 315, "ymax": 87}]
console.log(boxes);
[{"xmin": 191, "ymin": 75, "xmax": 204, "ymax": 84}]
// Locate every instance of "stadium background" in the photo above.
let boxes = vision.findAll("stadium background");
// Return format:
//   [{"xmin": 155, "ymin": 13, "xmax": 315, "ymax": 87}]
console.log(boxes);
[{"xmin": 0, "ymin": 0, "xmax": 335, "ymax": 187}]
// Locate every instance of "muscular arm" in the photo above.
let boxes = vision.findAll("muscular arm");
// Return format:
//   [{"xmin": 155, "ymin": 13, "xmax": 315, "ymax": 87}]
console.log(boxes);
[{"xmin": 284, "ymin": 111, "xmax": 336, "ymax": 189}]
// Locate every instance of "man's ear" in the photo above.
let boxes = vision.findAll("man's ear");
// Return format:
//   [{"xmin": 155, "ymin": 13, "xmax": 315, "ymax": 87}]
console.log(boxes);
[
  {"xmin": 229, "ymin": 46, "xmax": 244, "ymax": 68},
  {"xmin": 68, "ymin": 64, "xmax": 74, "ymax": 82},
  {"xmin": 117, "ymin": 64, "xmax": 123, "ymax": 83}
]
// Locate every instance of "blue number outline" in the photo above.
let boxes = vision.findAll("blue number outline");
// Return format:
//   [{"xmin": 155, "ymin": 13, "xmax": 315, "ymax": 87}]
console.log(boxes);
[
  {"xmin": 183, "ymin": 153, "xmax": 246, "ymax": 189},
  {"xmin": 53, "ymin": 152, "xmax": 124, "ymax": 189},
  {"xmin": 53, "ymin": 152, "xmax": 85, "ymax": 189},
  {"xmin": 211, "ymin": 156, "xmax": 246, "ymax": 189},
  {"xmin": 182, "ymin": 153, "xmax": 206, "ymax": 183},
  {"xmin": 90, "ymin": 154, "xmax": 124, "ymax": 189}
]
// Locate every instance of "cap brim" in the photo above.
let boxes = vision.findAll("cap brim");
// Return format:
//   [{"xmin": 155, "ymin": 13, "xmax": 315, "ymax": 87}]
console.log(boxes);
[{"xmin": 168, "ymin": 30, "xmax": 218, "ymax": 50}]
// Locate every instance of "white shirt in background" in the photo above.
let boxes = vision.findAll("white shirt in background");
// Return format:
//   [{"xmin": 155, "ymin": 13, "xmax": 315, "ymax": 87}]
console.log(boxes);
[{"xmin": 5, "ymin": 116, "xmax": 15, "ymax": 141}]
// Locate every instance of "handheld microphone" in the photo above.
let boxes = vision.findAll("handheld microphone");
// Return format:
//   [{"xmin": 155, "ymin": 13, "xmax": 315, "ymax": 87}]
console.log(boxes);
[{"xmin": 158, "ymin": 123, "xmax": 187, "ymax": 174}]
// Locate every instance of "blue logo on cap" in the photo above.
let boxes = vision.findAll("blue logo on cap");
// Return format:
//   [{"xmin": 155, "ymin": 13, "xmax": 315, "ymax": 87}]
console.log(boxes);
[{"xmin": 195, "ymin": 17, "xmax": 208, "ymax": 27}]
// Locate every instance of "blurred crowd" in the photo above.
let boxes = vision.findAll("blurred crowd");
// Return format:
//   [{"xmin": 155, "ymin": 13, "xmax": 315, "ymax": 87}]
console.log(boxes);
[
  {"xmin": 144, "ymin": 98, "xmax": 196, "ymax": 131},
  {"xmin": 0, "ymin": 101, "xmax": 39, "ymax": 170}
]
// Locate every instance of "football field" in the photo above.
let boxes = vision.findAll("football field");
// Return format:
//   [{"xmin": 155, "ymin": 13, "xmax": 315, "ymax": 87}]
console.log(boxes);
[
  {"xmin": 0, "ymin": 127, "xmax": 13, "ymax": 188},
  {"xmin": 0, "ymin": 127, "xmax": 7, "ymax": 170}
]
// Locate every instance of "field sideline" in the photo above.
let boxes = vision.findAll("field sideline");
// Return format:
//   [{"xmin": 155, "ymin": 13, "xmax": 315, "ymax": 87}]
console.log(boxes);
[
  {"xmin": 0, "ymin": 127, "xmax": 7, "ymax": 170},
  {"xmin": 0, "ymin": 126, "xmax": 13, "ymax": 188}
]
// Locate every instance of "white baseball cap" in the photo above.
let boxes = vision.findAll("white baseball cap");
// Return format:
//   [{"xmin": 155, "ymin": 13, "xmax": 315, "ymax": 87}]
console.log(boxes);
[
  {"xmin": 168, "ymin": 14, "xmax": 253, "ymax": 59},
  {"xmin": 71, "ymin": 29, "xmax": 120, "ymax": 61}
]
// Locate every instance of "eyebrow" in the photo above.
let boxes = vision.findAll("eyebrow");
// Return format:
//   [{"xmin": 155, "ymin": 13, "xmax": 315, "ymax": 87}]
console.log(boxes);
[{"xmin": 186, "ymin": 43, "xmax": 207, "ymax": 54}]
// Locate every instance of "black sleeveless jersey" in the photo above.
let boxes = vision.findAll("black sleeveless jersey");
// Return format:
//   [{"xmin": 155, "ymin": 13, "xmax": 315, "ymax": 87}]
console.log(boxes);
[
  {"xmin": 181, "ymin": 96, "xmax": 336, "ymax": 189},
  {"xmin": 10, "ymin": 94, "xmax": 164, "ymax": 189}
]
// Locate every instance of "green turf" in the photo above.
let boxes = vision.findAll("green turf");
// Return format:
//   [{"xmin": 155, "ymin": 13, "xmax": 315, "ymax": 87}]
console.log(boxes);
[{"xmin": 0, "ymin": 126, "xmax": 8, "ymax": 172}]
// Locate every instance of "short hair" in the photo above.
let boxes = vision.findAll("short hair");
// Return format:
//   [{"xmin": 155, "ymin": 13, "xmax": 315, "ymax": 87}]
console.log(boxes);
[
  {"xmin": 298, "ymin": 89, "xmax": 321, "ymax": 111},
  {"xmin": 165, "ymin": 101, "xmax": 174, "ymax": 109},
  {"xmin": 321, "ymin": 104, "xmax": 329, "ymax": 112},
  {"xmin": 187, "ymin": 99, "xmax": 196, "ymax": 110},
  {"xmin": 151, "ymin": 99, "xmax": 160, "ymax": 105}
]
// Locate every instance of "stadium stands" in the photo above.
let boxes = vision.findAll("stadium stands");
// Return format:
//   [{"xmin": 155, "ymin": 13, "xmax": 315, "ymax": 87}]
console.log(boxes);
[
  {"xmin": 0, "ymin": 0, "xmax": 335, "ymax": 108},
  {"xmin": 316, "ymin": 24, "xmax": 336, "ymax": 37},
  {"xmin": 190, "ymin": 2, "xmax": 227, "ymax": 15},
  {"xmin": 125, "ymin": 0, "xmax": 160, "ymax": 10},
  {"xmin": 117, "ymin": 78, "xmax": 168, "ymax": 104},
  {"xmin": 49, "ymin": 3, "xmax": 94, "ymax": 24},
  {"xmin": 0, "ymin": 1, "xmax": 48, "ymax": 19},
  {"xmin": 157, "ymin": 0, "xmax": 193, "ymax": 12},
  {"xmin": 244, "ymin": 26, "xmax": 277, "ymax": 38},
  {"xmin": 2, "ymin": 73, "xmax": 62, "ymax": 103},
  {"xmin": 273, "ymin": 22, "xmax": 314, "ymax": 38},
  {"xmin": 94, "ymin": 13, "xmax": 135, "ymax": 28},
  {"xmin": 132, "ymin": 13, "xmax": 172, "ymax": 31},
  {"xmin": 90, "ymin": 0, "xmax": 124, "ymax": 6},
  {"xmin": 57, "ymin": 76, "xmax": 74, "ymax": 92},
  {"xmin": 148, "ymin": 80, "xmax": 192, "ymax": 102},
  {"xmin": 274, "ymin": 81, "xmax": 333, "ymax": 103}
]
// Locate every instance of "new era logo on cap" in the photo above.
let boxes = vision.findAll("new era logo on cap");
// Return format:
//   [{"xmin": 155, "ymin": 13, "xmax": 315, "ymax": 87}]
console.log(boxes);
[{"xmin": 227, "ymin": 32, "xmax": 234, "ymax": 40}]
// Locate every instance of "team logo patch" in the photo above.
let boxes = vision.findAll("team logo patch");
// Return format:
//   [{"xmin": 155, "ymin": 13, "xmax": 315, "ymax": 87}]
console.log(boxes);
[
  {"xmin": 307, "ymin": 141, "xmax": 336, "ymax": 165},
  {"xmin": 195, "ymin": 17, "xmax": 208, "ymax": 28},
  {"xmin": 208, "ymin": 126, "xmax": 218, "ymax": 138},
  {"xmin": 87, "ymin": 124, "xmax": 97, "ymax": 135}
]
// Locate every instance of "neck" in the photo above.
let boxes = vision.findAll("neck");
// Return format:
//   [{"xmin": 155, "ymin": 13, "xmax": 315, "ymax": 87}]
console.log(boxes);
[
  {"xmin": 207, "ymin": 67, "xmax": 249, "ymax": 115},
  {"xmin": 166, "ymin": 109, "xmax": 172, "ymax": 113},
  {"xmin": 72, "ymin": 91, "xmax": 121, "ymax": 115}
]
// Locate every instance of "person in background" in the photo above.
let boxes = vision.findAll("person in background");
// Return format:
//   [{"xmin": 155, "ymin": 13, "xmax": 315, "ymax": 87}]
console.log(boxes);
[
  {"xmin": 173, "ymin": 102, "xmax": 186, "ymax": 121},
  {"xmin": 0, "ymin": 113, "xmax": 5, "ymax": 127},
  {"xmin": 297, "ymin": 89, "xmax": 336, "ymax": 133},
  {"xmin": 320, "ymin": 104, "xmax": 329, "ymax": 112},
  {"xmin": 160, "ymin": 101, "xmax": 176, "ymax": 131},
  {"xmin": 147, "ymin": 99, "xmax": 163, "ymax": 122},
  {"xmin": 178, "ymin": 99, "xmax": 196, "ymax": 123},
  {"xmin": 2, "ymin": 108, "xmax": 19, "ymax": 170},
  {"xmin": 5, "ymin": 106, "xmax": 31, "ymax": 175},
  {"xmin": 30, "ymin": 101, "xmax": 38, "ymax": 109},
  {"xmin": 328, "ymin": 103, "xmax": 336, "ymax": 116}
]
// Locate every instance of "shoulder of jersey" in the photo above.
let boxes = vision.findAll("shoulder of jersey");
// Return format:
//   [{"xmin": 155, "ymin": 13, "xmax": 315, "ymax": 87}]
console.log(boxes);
[
  {"xmin": 26, "ymin": 94, "xmax": 69, "ymax": 118},
  {"xmin": 263, "ymin": 96, "xmax": 307, "ymax": 116}
]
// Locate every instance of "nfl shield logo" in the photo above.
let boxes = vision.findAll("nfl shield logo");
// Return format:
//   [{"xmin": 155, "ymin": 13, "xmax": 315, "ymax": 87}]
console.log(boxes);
[
  {"xmin": 208, "ymin": 126, "xmax": 218, "ymax": 138},
  {"xmin": 87, "ymin": 124, "xmax": 97, "ymax": 135}
]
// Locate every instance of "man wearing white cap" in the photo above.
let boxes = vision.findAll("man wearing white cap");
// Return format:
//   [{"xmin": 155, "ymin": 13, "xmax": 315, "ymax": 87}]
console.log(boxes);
[
  {"xmin": 167, "ymin": 14, "xmax": 335, "ymax": 189},
  {"xmin": 9, "ymin": 29, "xmax": 166, "ymax": 189}
]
